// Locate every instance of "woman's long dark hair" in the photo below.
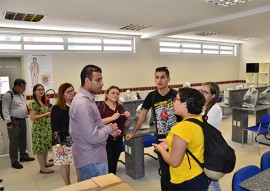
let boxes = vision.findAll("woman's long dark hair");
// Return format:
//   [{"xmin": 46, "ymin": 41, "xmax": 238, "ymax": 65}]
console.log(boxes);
[
  {"xmin": 203, "ymin": 82, "xmax": 220, "ymax": 115},
  {"xmin": 32, "ymin": 84, "xmax": 46, "ymax": 106}
]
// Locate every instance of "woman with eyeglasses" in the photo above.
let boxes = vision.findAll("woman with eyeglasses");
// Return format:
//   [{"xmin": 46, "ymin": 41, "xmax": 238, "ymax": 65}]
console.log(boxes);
[
  {"xmin": 97, "ymin": 85, "xmax": 131, "ymax": 174},
  {"xmin": 200, "ymin": 82, "xmax": 222, "ymax": 191},
  {"xmin": 51, "ymin": 83, "xmax": 79, "ymax": 185},
  {"xmin": 153, "ymin": 87, "xmax": 211, "ymax": 191},
  {"xmin": 29, "ymin": 84, "xmax": 54, "ymax": 174}
]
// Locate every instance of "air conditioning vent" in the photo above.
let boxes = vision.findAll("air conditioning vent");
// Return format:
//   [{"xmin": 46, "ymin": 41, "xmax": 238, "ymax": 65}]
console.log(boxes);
[
  {"xmin": 120, "ymin": 24, "xmax": 152, "ymax": 31},
  {"xmin": 3, "ymin": 11, "xmax": 45, "ymax": 22}
]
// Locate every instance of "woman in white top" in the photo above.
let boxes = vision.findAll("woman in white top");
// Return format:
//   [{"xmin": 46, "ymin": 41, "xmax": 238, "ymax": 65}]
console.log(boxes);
[{"xmin": 200, "ymin": 82, "xmax": 222, "ymax": 191}]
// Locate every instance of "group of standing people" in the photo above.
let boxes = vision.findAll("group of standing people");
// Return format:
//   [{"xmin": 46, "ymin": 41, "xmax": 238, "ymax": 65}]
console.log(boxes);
[
  {"xmin": 2, "ymin": 64, "xmax": 223, "ymax": 190},
  {"xmin": 2, "ymin": 79, "xmax": 77, "ymax": 185}
]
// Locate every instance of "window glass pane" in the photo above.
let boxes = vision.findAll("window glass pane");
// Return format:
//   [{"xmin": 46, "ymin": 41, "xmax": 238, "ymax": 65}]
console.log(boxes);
[
  {"xmin": 203, "ymin": 44, "xmax": 219, "ymax": 49},
  {"xmin": 0, "ymin": 35, "xmax": 21, "ymax": 41},
  {"xmin": 160, "ymin": 48, "xmax": 181, "ymax": 53},
  {"xmin": 103, "ymin": 39, "xmax": 132, "ymax": 45},
  {"xmin": 220, "ymin": 50, "xmax": 234, "ymax": 55},
  {"xmin": 220, "ymin": 46, "xmax": 234, "ymax": 50},
  {"xmin": 24, "ymin": 44, "xmax": 64, "ymax": 50},
  {"xmin": 23, "ymin": 36, "xmax": 63, "ymax": 42},
  {"xmin": 67, "ymin": 37, "xmax": 101, "ymax": 44},
  {"xmin": 203, "ymin": 50, "xmax": 219, "ymax": 54},
  {"xmin": 160, "ymin": 42, "xmax": 180, "ymax": 47},
  {"xmin": 182, "ymin": 43, "xmax": 201, "ymax": 48},
  {"xmin": 103, "ymin": 46, "xmax": 132, "ymax": 51},
  {"xmin": 183, "ymin": 49, "xmax": 201, "ymax": 53},
  {"xmin": 68, "ymin": 45, "xmax": 102, "ymax": 50},
  {"xmin": 160, "ymin": 38, "xmax": 236, "ymax": 56},
  {"xmin": 0, "ymin": 44, "xmax": 21, "ymax": 50}
]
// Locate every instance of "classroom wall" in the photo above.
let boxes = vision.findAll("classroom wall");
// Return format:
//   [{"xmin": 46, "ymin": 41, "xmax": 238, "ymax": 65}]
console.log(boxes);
[
  {"xmin": 5, "ymin": 37, "xmax": 240, "ymax": 95},
  {"xmin": 239, "ymin": 40, "xmax": 270, "ymax": 80}
]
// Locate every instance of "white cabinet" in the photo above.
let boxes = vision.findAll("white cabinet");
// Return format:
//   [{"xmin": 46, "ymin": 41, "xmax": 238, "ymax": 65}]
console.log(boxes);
[
  {"xmin": 246, "ymin": 73, "xmax": 257, "ymax": 87},
  {"xmin": 246, "ymin": 63, "xmax": 269, "ymax": 87},
  {"xmin": 258, "ymin": 63, "xmax": 269, "ymax": 86}
]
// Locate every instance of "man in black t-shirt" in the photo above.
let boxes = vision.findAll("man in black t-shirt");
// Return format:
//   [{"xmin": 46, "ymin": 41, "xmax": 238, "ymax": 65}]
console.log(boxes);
[{"xmin": 126, "ymin": 66, "xmax": 179, "ymax": 191}]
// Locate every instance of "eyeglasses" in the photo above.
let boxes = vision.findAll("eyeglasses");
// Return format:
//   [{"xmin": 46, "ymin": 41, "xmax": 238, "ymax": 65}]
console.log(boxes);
[
  {"xmin": 36, "ymin": 88, "xmax": 44, "ymax": 91},
  {"xmin": 65, "ymin": 89, "xmax": 75, "ymax": 94},
  {"xmin": 173, "ymin": 98, "xmax": 181, "ymax": 102},
  {"xmin": 199, "ymin": 89, "xmax": 212, "ymax": 95},
  {"xmin": 155, "ymin": 66, "xmax": 168, "ymax": 72}
]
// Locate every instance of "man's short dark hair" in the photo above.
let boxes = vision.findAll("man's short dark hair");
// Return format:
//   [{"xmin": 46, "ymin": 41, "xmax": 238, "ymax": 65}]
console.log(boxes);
[
  {"xmin": 80, "ymin": 65, "xmax": 102, "ymax": 86},
  {"xmin": 14, "ymin": 78, "xmax": 26, "ymax": 87},
  {"xmin": 155, "ymin": 66, "xmax": 170, "ymax": 78}
]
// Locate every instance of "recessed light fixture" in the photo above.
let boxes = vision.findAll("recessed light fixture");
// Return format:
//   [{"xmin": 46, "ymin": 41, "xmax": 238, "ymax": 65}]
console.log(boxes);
[
  {"xmin": 195, "ymin": 31, "xmax": 221, "ymax": 36},
  {"xmin": 120, "ymin": 24, "xmax": 152, "ymax": 31},
  {"xmin": 204, "ymin": 0, "xmax": 252, "ymax": 7},
  {"xmin": 3, "ymin": 11, "xmax": 45, "ymax": 22}
]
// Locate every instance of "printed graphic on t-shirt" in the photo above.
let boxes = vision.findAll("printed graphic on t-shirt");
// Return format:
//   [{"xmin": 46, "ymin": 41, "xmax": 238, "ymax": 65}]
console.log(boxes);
[{"xmin": 154, "ymin": 98, "xmax": 177, "ymax": 136}]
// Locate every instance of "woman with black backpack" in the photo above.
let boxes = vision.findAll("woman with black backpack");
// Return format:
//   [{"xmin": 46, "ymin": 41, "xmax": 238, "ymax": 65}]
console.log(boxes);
[{"xmin": 153, "ymin": 87, "xmax": 211, "ymax": 191}]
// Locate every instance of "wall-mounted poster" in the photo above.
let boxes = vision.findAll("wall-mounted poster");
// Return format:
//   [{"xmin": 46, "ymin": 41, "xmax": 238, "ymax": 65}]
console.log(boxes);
[{"xmin": 26, "ymin": 54, "xmax": 54, "ymax": 92}]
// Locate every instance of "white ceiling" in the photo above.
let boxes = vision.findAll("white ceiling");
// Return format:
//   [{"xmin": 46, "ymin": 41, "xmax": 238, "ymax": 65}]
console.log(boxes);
[{"xmin": 1, "ymin": 0, "xmax": 270, "ymax": 43}]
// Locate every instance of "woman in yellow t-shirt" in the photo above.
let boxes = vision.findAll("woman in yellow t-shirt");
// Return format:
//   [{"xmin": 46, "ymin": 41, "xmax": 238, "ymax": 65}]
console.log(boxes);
[{"xmin": 153, "ymin": 87, "xmax": 211, "ymax": 191}]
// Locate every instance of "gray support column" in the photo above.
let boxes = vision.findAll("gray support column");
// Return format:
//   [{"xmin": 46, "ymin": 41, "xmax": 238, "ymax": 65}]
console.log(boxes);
[
  {"xmin": 232, "ymin": 109, "xmax": 248, "ymax": 143},
  {"xmin": 124, "ymin": 136, "xmax": 144, "ymax": 179}
]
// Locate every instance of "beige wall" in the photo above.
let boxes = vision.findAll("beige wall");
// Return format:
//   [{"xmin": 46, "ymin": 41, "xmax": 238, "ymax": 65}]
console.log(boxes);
[
  {"xmin": 239, "ymin": 40, "xmax": 270, "ymax": 80},
  {"xmin": 2, "ymin": 37, "xmax": 241, "ymax": 94}
]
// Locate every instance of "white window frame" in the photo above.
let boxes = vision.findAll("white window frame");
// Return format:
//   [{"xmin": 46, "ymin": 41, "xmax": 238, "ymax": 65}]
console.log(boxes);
[
  {"xmin": 0, "ymin": 33, "xmax": 135, "ymax": 52},
  {"xmin": 160, "ymin": 38, "xmax": 236, "ymax": 56}
]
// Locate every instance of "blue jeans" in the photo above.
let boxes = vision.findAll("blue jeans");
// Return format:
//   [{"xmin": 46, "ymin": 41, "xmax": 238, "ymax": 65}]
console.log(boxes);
[
  {"xmin": 78, "ymin": 162, "xmax": 108, "ymax": 181},
  {"xmin": 208, "ymin": 180, "xmax": 222, "ymax": 191}
]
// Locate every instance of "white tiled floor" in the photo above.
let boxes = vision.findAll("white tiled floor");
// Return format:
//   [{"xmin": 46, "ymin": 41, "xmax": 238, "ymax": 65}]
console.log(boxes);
[{"xmin": 1, "ymin": 114, "xmax": 270, "ymax": 191}]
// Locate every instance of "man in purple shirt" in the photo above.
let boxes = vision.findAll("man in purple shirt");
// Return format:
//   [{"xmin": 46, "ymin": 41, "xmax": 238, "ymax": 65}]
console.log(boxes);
[{"xmin": 69, "ymin": 65, "xmax": 120, "ymax": 181}]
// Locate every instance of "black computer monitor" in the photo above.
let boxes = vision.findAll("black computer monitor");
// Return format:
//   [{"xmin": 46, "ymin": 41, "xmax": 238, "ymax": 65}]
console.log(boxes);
[{"xmin": 246, "ymin": 63, "xmax": 259, "ymax": 73}]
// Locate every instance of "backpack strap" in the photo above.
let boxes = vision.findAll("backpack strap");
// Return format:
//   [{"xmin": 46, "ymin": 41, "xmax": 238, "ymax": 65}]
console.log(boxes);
[
  {"xmin": 184, "ymin": 116, "xmax": 207, "ymax": 170},
  {"xmin": 151, "ymin": 90, "xmax": 157, "ymax": 127},
  {"xmin": 7, "ymin": 90, "xmax": 13, "ymax": 100},
  {"xmin": 186, "ymin": 148, "xmax": 204, "ymax": 169}
]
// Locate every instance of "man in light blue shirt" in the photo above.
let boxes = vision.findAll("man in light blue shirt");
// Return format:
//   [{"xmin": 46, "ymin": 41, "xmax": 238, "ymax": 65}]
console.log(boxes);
[
  {"xmin": 2, "ymin": 78, "xmax": 35, "ymax": 169},
  {"xmin": 69, "ymin": 65, "xmax": 120, "ymax": 181}
]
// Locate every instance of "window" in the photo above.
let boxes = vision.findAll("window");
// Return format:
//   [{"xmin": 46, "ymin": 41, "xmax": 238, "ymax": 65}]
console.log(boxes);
[
  {"xmin": 67, "ymin": 37, "xmax": 101, "ymax": 44},
  {"xmin": 0, "ymin": 34, "xmax": 22, "ymax": 50},
  {"xmin": 160, "ymin": 39, "xmax": 236, "ymax": 56},
  {"xmin": 0, "ymin": 34, "xmax": 21, "ymax": 42},
  {"xmin": 23, "ymin": 36, "xmax": 64, "ymax": 43},
  {"xmin": 0, "ymin": 44, "xmax": 21, "ymax": 50},
  {"xmin": 67, "ymin": 36, "xmax": 134, "ymax": 52},
  {"xmin": 0, "ymin": 33, "xmax": 135, "ymax": 52},
  {"xmin": 24, "ymin": 45, "xmax": 64, "ymax": 50}
]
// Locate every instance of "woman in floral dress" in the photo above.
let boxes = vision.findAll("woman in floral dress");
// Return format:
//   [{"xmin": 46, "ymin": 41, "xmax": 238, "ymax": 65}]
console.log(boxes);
[{"xmin": 29, "ymin": 84, "xmax": 54, "ymax": 174}]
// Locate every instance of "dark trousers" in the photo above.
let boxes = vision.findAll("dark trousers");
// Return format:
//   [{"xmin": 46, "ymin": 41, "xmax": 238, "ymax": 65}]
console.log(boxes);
[
  {"xmin": 157, "ymin": 152, "xmax": 171, "ymax": 191},
  {"xmin": 7, "ymin": 118, "xmax": 29, "ymax": 164},
  {"xmin": 168, "ymin": 172, "xmax": 211, "ymax": 191},
  {"xmin": 106, "ymin": 136, "xmax": 123, "ymax": 174}
]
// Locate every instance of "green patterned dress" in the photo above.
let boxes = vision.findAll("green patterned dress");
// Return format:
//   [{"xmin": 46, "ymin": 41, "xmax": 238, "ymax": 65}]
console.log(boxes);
[{"xmin": 28, "ymin": 100, "xmax": 52, "ymax": 155}]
